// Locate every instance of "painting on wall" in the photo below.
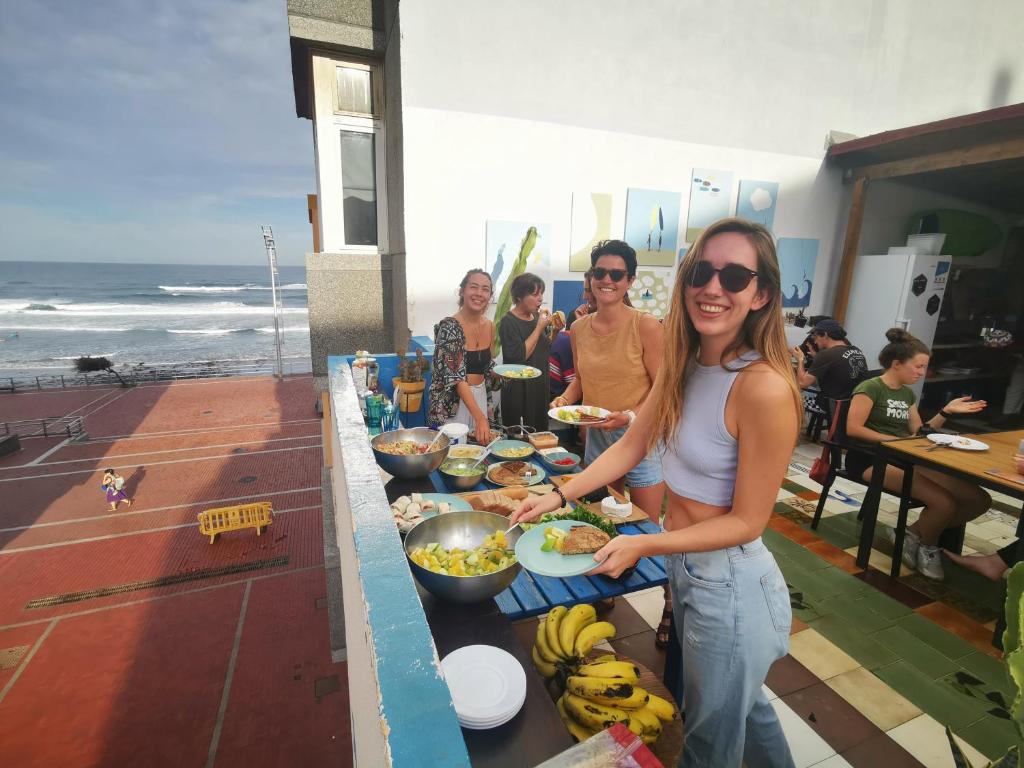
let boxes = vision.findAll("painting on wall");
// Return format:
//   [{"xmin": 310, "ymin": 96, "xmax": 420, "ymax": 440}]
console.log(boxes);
[
  {"xmin": 623, "ymin": 188, "xmax": 681, "ymax": 268},
  {"xmin": 552, "ymin": 279, "xmax": 585, "ymax": 324},
  {"xmin": 485, "ymin": 221, "xmax": 551, "ymax": 305},
  {"xmin": 686, "ymin": 168, "xmax": 734, "ymax": 242},
  {"xmin": 569, "ymin": 192, "xmax": 613, "ymax": 273},
  {"xmin": 628, "ymin": 269, "xmax": 675, "ymax": 319},
  {"xmin": 777, "ymin": 238, "xmax": 819, "ymax": 309},
  {"xmin": 736, "ymin": 180, "xmax": 779, "ymax": 232}
]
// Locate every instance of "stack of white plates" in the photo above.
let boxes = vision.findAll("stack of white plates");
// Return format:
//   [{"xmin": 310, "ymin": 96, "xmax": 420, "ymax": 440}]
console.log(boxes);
[{"xmin": 441, "ymin": 645, "xmax": 527, "ymax": 730}]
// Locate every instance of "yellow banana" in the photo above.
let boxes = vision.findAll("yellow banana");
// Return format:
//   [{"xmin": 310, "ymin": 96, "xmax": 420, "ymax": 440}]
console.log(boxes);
[
  {"xmin": 557, "ymin": 696, "xmax": 597, "ymax": 742},
  {"xmin": 531, "ymin": 646, "xmax": 557, "ymax": 678},
  {"xmin": 545, "ymin": 606, "xmax": 569, "ymax": 658},
  {"xmin": 566, "ymin": 675, "xmax": 634, "ymax": 701},
  {"xmin": 591, "ymin": 653, "xmax": 618, "ymax": 663},
  {"xmin": 633, "ymin": 706, "xmax": 663, "ymax": 737},
  {"xmin": 534, "ymin": 619, "xmax": 562, "ymax": 664},
  {"xmin": 644, "ymin": 692, "xmax": 679, "ymax": 722},
  {"xmin": 559, "ymin": 603, "xmax": 597, "ymax": 656},
  {"xmin": 573, "ymin": 620, "xmax": 616, "ymax": 656},
  {"xmin": 576, "ymin": 660, "xmax": 640, "ymax": 683},
  {"xmin": 563, "ymin": 693, "xmax": 629, "ymax": 730}
]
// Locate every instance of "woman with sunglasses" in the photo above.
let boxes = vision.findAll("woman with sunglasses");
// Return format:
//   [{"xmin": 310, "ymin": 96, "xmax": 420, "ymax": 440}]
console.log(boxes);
[
  {"xmin": 427, "ymin": 269, "xmax": 503, "ymax": 444},
  {"xmin": 514, "ymin": 219, "xmax": 801, "ymax": 767}
]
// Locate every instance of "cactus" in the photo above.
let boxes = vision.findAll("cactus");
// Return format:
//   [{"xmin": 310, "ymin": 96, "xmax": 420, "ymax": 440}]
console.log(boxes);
[
  {"xmin": 491, "ymin": 226, "xmax": 538, "ymax": 356},
  {"xmin": 946, "ymin": 562, "xmax": 1024, "ymax": 766},
  {"xmin": 395, "ymin": 344, "xmax": 428, "ymax": 383}
]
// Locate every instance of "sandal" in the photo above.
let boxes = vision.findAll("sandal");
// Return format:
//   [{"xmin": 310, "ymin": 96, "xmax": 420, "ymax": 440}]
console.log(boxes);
[{"xmin": 655, "ymin": 605, "xmax": 673, "ymax": 649}]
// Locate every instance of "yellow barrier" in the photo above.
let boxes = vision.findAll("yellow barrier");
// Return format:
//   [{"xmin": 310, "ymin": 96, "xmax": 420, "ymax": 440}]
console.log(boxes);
[{"xmin": 197, "ymin": 502, "xmax": 273, "ymax": 544}]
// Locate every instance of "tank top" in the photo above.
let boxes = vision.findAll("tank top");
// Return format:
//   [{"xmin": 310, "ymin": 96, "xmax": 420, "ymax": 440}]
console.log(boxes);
[
  {"xmin": 573, "ymin": 308, "xmax": 651, "ymax": 413},
  {"xmin": 661, "ymin": 352, "xmax": 760, "ymax": 507},
  {"xmin": 465, "ymin": 347, "xmax": 491, "ymax": 375}
]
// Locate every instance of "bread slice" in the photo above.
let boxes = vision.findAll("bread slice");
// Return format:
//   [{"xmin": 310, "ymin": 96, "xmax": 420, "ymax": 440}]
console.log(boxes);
[{"xmin": 561, "ymin": 525, "xmax": 610, "ymax": 555}]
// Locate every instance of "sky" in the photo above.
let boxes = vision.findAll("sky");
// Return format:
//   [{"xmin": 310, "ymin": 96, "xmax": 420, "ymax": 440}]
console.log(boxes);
[{"xmin": 0, "ymin": 0, "xmax": 315, "ymax": 266}]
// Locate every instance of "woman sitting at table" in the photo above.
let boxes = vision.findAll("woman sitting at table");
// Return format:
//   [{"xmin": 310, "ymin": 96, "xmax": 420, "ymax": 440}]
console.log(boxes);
[
  {"xmin": 514, "ymin": 218, "xmax": 801, "ymax": 767},
  {"xmin": 844, "ymin": 327, "xmax": 990, "ymax": 580},
  {"xmin": 499, "ymin": 272, "xmax": 561, "ymax": 433},
  {"xmin": 427, "ymin": 269, "xmax": 502, "ymax": 444}
]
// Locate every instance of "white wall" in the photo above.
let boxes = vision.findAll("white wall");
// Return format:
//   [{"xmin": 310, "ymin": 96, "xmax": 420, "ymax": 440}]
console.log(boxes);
[{"xmin": 394, "ymin": 0, "xmax": 1024, "ymax": 336}]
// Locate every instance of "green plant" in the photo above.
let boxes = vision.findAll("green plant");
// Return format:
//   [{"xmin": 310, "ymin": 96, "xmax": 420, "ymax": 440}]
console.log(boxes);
[
  {"xmin": 946, "ymin": 562, "xmax": 1024, "ymax": 766},
  {"xmin": 395, "ymin": 345, "xmax": 428, "ymax": 383},
  {"xmin": 492, "ymin": 226, "xmax": 539, "ymax": 356}
]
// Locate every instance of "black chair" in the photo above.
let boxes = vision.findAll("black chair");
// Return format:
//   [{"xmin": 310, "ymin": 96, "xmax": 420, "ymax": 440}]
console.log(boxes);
[
  {"xmin": 810, "ymin": 399, "xmax": 925, "ymax": 578},
  {"xmin": 803, "ymin": 390, "xmax": 831, "ymax": 441}
]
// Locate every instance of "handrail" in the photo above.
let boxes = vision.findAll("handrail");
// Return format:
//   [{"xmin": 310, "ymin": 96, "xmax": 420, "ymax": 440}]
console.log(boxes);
[
  {"xmin": 0, "ymin": 359, "xmax": 313, "ymax": 393},
  {"xmin": 2, "ymin": 416, "xmax": 84, "ymax": 439}
]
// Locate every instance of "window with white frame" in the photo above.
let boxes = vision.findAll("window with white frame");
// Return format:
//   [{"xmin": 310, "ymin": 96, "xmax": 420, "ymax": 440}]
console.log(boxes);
[{"xmin": 311, "ymin": 55, "xmax": 386, "ymax": 253}]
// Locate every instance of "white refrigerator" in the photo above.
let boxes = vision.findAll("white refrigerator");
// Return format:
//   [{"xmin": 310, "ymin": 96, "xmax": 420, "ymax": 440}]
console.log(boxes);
[{"xmin": 842, "ymin": 250, "xmax": 952, "ymax": 396}]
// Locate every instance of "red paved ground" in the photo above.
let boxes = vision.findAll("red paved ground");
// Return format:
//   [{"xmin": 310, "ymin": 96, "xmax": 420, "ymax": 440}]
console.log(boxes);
[
  {"xmin": 0, "ymin": 375, "xmax": 351, "ymax": 768},
  {"xmin": 0, "ymin": 387, "xmax": 120, "ymax": 422}
]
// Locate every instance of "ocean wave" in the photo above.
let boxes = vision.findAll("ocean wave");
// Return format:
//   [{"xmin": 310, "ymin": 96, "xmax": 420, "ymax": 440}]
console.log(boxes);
[
  {"xmin": 256, "ymin": 326, "xmax": 310, "ymax": 333},
  {"xmin": 158, "ymin": 283, "xmax": 307, "ymax": 293},
  {"xmin": 0, "ymin": 325, "xmax": 135, "ymax": 332},
  {"xmin": 0, "ymin": 300, "xmax": 307, "ymax": 317}
]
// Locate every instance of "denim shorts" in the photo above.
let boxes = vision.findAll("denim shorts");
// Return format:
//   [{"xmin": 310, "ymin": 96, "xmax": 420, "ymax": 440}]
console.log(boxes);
[{"xmin": 584, "ymin": 425, "xmax": 663, "ymax": 488}]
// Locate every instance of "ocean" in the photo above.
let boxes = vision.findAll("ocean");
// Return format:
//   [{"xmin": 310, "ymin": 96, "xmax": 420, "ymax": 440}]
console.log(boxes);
[{"xmin": 0, "ymin": 261, "xmax": 310, "ymax": 377}]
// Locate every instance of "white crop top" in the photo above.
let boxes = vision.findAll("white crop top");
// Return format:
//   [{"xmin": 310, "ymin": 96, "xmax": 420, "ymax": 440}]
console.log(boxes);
[{"xmin": 660, "ymin": 353, "xmax": 760, "ymax": 507}]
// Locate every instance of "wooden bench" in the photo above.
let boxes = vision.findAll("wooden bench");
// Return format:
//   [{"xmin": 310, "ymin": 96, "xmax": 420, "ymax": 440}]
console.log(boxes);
[{"xmin": 197, "ymin": 502, "xmax": 273, "ymax": 544}]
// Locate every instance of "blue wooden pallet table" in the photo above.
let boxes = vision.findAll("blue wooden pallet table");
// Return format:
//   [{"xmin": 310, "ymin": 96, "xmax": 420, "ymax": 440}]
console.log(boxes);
[{"xmin": 428, "ymin": 463, "xmax": 668, "ymax": 620}]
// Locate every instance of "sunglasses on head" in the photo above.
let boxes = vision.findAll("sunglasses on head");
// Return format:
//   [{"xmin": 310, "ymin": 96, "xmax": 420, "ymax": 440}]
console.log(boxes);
[
  {"xmin": 591, "ymin": 267, "xmax": 628, "ymax": 282},
  {"xmin": 687, "ymin": 261, "xmax": 759, "ymax": 293}
]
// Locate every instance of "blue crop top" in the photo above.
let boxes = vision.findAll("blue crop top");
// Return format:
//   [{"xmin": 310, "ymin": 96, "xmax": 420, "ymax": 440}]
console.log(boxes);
[{"xmin": 660, "ymin": 353, "xmax": 760, "ymax": 507}]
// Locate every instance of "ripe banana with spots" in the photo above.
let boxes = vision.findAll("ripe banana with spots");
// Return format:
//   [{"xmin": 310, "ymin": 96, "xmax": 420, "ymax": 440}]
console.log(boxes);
[
  {"xmin": 644, "ymin": 692, "xmax": 679, "ymax": 722},
  {"xmin": 534, "ymin": 619, "xmax": 562, "ymax": 665},
  {"xmin": 573, "ymin": 620, "xmax": 616, "ymax": 656},
  {"xmin": 531, "ymin": 646, "xmax": 557, "ymax": 678},
  {"xmin": 567, "ymin": 676, "xmax": 650, "ymax": 709},
  {"xmin": 558, "ymin": 603, "xmax": 597, "ymax": 655},
  {"xmin": 545, "ymin": 606, "xmax": 570, "ymax": 658},
  {"xmin": 632, "ymin": 706, "xmax": 663, "ymax": 743},
  {"xmin": 557, "ymin": 695, "xmax": 597, "ymax": 743},
  {"xmin": 562, "ymin": 693, "xmax": 630, "ymax": 730},
  {"xmin": 576, "ymin": 660, "xmax": 640, "ymax": 683}
]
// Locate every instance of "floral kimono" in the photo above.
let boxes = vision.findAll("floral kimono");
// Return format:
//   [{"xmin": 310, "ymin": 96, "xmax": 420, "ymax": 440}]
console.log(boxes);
[{"xmin": 427, "ymin": 317, "xmax": 502, "ymax": 427}]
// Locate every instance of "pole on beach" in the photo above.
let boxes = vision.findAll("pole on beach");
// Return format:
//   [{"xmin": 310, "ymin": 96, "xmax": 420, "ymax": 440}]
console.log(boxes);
[{"xmin": 261, "ymin": 225, "xmax": 285, "ymax": 379}]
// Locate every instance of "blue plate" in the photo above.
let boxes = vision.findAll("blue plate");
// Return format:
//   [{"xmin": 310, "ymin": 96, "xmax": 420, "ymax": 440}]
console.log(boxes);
[
  {"xmin": 514, "ymin": 519, "xmax": 603, "ymax": 577},
  {"xmin": 538, "ymin": 450, "xmax": 581, "ymax": 474},
  {"xmin": 486, "ymin": 460, "xmax": 546, "ymax": 487},
  {"xmin": 419, "ymin": 493, "xmax": 473, "ymax": 518},
  {"xmin": 494, "ymin": 363, "xmax": 542, "ymax": 379}
]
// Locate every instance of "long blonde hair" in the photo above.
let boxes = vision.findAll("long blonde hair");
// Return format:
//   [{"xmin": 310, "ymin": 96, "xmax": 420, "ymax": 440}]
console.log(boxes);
[{"xmin": 647, "ymin": 217, "xmax": 801, "ymax": 451}]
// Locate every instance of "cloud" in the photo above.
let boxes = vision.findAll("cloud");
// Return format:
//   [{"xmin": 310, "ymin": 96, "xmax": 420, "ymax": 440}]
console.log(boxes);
[{"xmin": 0, "ymin": 0, "xmax": 314, "ymax": 264}]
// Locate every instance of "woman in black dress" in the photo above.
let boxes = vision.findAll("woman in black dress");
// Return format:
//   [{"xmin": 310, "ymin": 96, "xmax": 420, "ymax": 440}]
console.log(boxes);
[{"xmin": 499, "ymin": 273, "xmax": 559, "ymax": 433}]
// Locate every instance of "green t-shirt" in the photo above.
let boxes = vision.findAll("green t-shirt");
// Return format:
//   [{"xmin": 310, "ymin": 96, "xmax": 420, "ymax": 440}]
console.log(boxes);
[{"xmin": 850, "ymin": 377, "xmax": 916, "ymax": 447}]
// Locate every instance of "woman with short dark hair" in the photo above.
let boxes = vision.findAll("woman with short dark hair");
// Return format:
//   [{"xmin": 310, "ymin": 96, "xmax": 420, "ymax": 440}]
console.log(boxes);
[{"xmin": 499, "ymin": 272, "xmax": 561, "ymax": 433}]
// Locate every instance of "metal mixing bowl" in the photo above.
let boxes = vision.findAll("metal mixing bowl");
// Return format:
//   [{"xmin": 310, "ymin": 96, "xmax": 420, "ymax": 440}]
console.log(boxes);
[
  {"xmin": 438, "ymin": 457, "xmax": 487, "ymax": 491},
  {"xmin": 404, "ymin": 510, "xmax": 522, "ymax": 603},
  {"xmin": 370, "ymin": 427, "xmax": 450, "ymax": 479}
]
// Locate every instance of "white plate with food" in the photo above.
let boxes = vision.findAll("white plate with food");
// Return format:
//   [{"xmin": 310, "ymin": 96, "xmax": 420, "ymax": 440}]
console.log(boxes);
[
  {"xmin": 486, "ymin": 460, "xmax": 546, "ymax": 487},
  {"xmin": 494, "ymin": 364, "xmax": 542, "ymax": 380},
  {"xmin": 926, "ymin": 434, "xmax": 989, "ymax": 451},
  {"xmin": 547, "ymin": 405, "xmax": 610, "ymax": 425}
]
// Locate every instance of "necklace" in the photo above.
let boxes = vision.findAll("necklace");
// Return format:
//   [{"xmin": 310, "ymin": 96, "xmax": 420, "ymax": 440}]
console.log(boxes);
[{"xmin": 459, "ymin": 311, "xmax": 486, "ymax": 349}]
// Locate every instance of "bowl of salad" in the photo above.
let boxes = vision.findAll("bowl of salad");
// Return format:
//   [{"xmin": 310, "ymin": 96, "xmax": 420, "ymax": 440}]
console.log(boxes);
[
  {"xmin": 405, "ymin": 510, "xmax": 522, "ymax": 602},
  {"xmin": 370, "ymin": 427, "xmax": 450, "ymax": 479},
  {"xmin": 439, "ymin": 457, "xmax": 488, "ymax": 491}
]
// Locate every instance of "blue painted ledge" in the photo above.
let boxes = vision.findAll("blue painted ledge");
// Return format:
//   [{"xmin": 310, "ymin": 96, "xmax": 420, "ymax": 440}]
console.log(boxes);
[{"xmin": 328, "ymin": 356, "xmax": 470, "ymax": 767}]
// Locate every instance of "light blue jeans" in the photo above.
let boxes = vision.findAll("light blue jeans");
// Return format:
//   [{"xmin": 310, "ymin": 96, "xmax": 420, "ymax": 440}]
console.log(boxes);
[
  {"xmin": 584, "ymin": 425, "xmax": 663, "ymax": 488},
  {"xmin": 666, "ymin": 539, "xmax": 795, "ymax": 768}
]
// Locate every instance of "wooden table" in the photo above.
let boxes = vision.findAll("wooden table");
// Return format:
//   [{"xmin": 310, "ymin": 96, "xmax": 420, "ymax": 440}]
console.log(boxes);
[{"xmin": 856, "ymin": 429, "xmax": 1024, "ymax": 569}]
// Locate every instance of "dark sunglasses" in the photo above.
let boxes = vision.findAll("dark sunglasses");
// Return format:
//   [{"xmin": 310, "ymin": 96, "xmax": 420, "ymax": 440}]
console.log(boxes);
[
  {"xmin": 591, "ymin": 267, "xmax": 628, "ymax": 282},
  {"xmin": 687, "ymin": 261, "xmax": 759, "ymax": 293}
]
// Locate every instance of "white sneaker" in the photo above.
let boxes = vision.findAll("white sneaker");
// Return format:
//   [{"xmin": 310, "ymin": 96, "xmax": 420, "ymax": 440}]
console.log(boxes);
[
  {"xmin": 887, "ymin": 527, "xmax": 920, "ymax": 571},
  {"xmin": 917, "ymin": 544, "xmax": 945, "ymax": 580}
]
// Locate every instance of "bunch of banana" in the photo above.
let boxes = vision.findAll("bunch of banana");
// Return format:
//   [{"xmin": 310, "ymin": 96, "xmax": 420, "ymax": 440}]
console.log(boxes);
[{"xmin": 532, "ymin": 604, "xmax": 617, "ymax": 681}]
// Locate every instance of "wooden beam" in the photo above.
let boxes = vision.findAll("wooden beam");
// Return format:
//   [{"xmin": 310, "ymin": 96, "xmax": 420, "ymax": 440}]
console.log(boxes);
[
  {"xmin": 853, "ymin": 136, "xmax": 1024, "ymax": 181},
  {"xmin": 832, "ymin": 177, "xmax": 869, "ymax": 324},
  {"xmin": 307, "ymin": 193, "xmax": 321, "ymax": 253}
]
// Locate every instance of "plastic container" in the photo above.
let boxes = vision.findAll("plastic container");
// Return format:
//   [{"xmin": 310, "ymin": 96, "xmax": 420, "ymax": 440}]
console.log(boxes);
[
  {"xmin": 906, "ymin": 233, "xmax": 946, "ymax": 255},
  {"xmin": 441, "ymin": 422, "xmax": 470, "ymax": 445}
]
